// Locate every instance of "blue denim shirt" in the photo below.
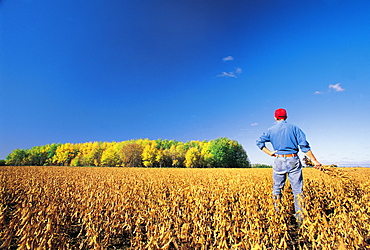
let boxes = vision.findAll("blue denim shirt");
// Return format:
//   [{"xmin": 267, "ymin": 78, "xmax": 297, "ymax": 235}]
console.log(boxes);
[{"xmin": 256, "ymin": 120, "xmax": 311, "ymax": 154}]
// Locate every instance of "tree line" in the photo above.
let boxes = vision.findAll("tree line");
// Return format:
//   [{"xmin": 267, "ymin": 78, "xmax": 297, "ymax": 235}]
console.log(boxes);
[{"xmin": 5, "ymin": 138, "xmax": 250, "ymax": 168}]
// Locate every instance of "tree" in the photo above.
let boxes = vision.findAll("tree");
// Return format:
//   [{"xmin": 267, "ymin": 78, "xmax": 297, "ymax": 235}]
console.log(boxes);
[
  {"xmin": 27, "ymin": 146, "xmax": 48, "ymax": 166},
  {"xmin": 155, "ymin": 139, "xmax": 179, "ymax": 150},
  {"xmin": 6, "ymin": 149, "xmax": 28, "ymax": 166},
  {"xmin": 120, "ymin": 142, "xmax": 143, "ymax": 167},
  {"xmin": 75, "ymin": 142, "xmax": 104, "ymax": 166},
  {"xmin": 185, "ymin": 147, "xmax": 201, "ymax": 168},
  {"xmin": 100, "ymin": 142, "xmax": 123, "ymax": 167},
  {"xmin": 207, "ymin": 138, "xmax": 250, "ymax": 168},
  {"xmin": 184, "ymin": 140, "xmax": 202, "ymax": 151},
  {"xmin": 167, "ymin": 143, "xmax": 186, "ymax": 167},
  {"xmin": 142, "ymin": 142, "xmax": 158, "ymax": 167},
  {"xmin": 200, "ymin": 141, "xmax": 213, "ymax": 167},
  {"xmin": 45, "ymin": 144, "xmax": 61, "ymax": 165},
  {"xmin": 52, "ymin": 143, "xmax": 79, "ymax": 166}
]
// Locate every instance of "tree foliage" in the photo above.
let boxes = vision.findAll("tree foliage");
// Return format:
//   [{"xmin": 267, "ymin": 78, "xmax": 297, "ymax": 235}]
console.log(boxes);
[
  {"xmin": 120, "ymin": 142, "xmax": 143, "ymax": 168},
  {"xmin": 5, "ymin": 149, "xmax": 28, "ymax": 166},
  {"xmin": 5, "ymin": 138, "xmax": 250, "ymax": 168},
  {"xmin": 5, "ymin": 144, "xmax": 60, "ymax": 166},
  {"xmin": 206, "ymin": 138, "xmax": 250, "ymax": 168}
]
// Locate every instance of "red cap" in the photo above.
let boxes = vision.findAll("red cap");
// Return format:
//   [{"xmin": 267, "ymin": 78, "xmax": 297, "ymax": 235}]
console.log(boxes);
[{"xmin": 275, "ymin": 108, "xmax": 287, "ymax": 119}]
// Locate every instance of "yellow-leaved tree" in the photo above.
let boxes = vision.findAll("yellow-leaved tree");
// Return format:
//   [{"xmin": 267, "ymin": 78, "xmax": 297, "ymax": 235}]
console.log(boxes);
[
  {"xmin": 71, "ymin": 142, "xmax": 104, "ymax": 166},
  {"xmin": 142, "ymin": 141, "xmax": 158, "ymax": 167},
  {"xmin": 167, "ymin": 143, "xmax": 186, "ymax": 167},
  {"xmin": 52, "ymin": 143, "xmax": 79, "ymax": 166},
  {"xmin": 184, "ymin": 147, "xmax": 201, "ymax": 168},
  {"xmin": 100, "ymin": 142, "xmax": 123, "ymax": 167},
  {"xmin": 200, "ymin": 141, "xmax": 213, "ymax": 167}
]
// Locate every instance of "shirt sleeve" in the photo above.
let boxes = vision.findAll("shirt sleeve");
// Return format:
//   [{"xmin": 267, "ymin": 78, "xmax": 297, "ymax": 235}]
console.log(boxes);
[
  {"xmin": 256, "ymin": 131, "xmax": 270, "ymax": 150},
  {"xmin": 296, "ymin": 127, "xmax": 311, "ymax": 153}
]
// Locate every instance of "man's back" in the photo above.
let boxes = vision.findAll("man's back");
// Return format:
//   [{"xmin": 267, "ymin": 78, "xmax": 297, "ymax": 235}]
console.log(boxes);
[{"xmin": 257, "ymin": 120, "xmax": 311, "ymax": 155}]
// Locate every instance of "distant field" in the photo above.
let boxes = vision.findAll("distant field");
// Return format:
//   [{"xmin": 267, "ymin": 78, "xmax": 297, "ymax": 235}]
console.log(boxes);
[{"xmin": 1, "ymin": 167, "xmax": 370, "ymax": 249}]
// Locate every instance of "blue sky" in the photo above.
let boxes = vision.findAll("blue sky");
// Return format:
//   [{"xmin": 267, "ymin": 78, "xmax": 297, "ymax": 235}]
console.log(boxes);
[{"xmin": 1, "ymin": 0, "xmax": 370, "ymax": 166}]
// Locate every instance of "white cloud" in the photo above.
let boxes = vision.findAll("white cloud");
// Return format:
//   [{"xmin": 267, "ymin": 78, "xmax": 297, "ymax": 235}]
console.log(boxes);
[
  {"xmin": 222, "ymin": 56, "xmax": 234, "ymax": 61},
  {"xmin": 217, "ymin": 68, "xmax": 242, "ymax": 78},
  {"xmin": 217, "ymin": 72, "xmax": 237, "ymax": 78},
  {"xmin": 251, "ymin": 123, "xmax": 258, "ymax": 126},
  {"xmin": 314, "ymin": 83, "xmax": 345, "ymax": 95},
  {"xmin": 329, "ymin": 83, "xmax": 345, "ymax": 92}
]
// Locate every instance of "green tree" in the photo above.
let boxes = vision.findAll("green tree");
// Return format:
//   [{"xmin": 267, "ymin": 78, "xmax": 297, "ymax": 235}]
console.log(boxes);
[
  {"xmin": 45, "ymin": 144, "xmax": 61, "ymax": 165},
  {"xmin": 155, "ymin": 139, "xmax": 179, "ymax": 150},
  {"xmin": 207, "ymin": 137, "xmax": 250, "ymax": 168},
  {"xmin": 27, "ymin": 145, "xmax": 54, "ymax": 166},
  {"xmin": 184, "ymin": 140, "xmax": 202, "ymax": 151},
  {"xmin": 6, "ymin": 149, "xmax": 28, "ymax": 166}
]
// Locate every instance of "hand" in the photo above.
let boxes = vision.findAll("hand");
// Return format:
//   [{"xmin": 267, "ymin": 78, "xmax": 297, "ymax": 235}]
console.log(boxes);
[
  {"xmin": 262, "ymin": 147, "xmax": 277, "ymax": 157},
  {"xmin": 270, "ymin": 150, "xmax": 278, "ymax": 157},
  {"xmin": 313, "ymin": 160, "xmax": 322, "ymax": 169}
]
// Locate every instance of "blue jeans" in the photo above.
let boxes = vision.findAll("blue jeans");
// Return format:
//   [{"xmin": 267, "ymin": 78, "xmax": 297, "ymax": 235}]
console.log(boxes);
[{"xmin": 272, "ymin": 156, "xmax": 304, "ymax": 221}]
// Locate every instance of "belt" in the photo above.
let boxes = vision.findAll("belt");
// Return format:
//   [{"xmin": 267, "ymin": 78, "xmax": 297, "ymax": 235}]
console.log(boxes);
[{"xmin": 275, "ymin": 153, "xmax": 297, "ymax": 158}]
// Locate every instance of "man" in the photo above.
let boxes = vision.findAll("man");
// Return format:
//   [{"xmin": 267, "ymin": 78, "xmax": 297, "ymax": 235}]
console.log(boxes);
[{"xmin": 256, "ymin": 108, "xmax": 321, "ymax": 223}]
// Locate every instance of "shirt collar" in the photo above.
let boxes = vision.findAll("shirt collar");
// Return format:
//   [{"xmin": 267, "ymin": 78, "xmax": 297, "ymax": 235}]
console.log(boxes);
[{"xmin": 276, "ymin": 120, "xmax": 287, "ymax": 124}]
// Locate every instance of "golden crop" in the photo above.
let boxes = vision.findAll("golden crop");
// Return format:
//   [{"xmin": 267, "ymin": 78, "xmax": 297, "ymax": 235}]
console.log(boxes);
[{"xmin": 1, "ymin": 166, "xmax": 369, "ymax": 249}]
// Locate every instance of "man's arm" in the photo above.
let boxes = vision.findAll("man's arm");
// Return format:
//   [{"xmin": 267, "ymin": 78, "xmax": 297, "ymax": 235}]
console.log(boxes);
[
  {"xmin": 304, "ymin": 150, "xmax": 322, "ymax": 169},
  {"xmin": 261, "ymin": 147, "xmax": 277, "ymax": 157}
]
